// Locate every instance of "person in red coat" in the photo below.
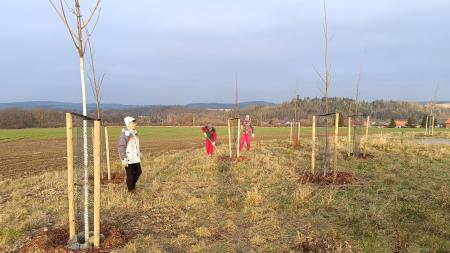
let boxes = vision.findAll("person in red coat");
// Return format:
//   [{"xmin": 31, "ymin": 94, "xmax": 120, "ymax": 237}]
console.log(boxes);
[
  {"xmin": 201, "ymin": 123, "xmax": 217, "ymax": 156},
  {"xmin": 240, "ymin": 115, "xmax": 255, "ymax": 152}
]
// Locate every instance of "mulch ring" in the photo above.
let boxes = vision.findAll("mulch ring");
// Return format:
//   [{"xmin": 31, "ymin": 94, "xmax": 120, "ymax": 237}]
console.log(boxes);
[
  {"xmin": 342, "ymin": 152, "xmax": 375, "ymax": 160},
  {"xmin": 101, "ymin": 173, "xmax": 126, "ymax": 184},
  {"xmin": 20, "ymin": 224, "xmax": 128, "ymax": 253},
  {"xmin": 299, "ymin": 171, "xmax": 354, "ymax": 185},
  {"xmin": 217, "ymin": 156, "xmax": 248, "ymax": 162}
]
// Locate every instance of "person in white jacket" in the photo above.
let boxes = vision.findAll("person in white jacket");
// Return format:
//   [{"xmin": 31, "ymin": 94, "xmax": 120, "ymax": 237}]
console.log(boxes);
[{"xmin": 118, "ymin": 116, "xmax": 144, "ymax": 193}]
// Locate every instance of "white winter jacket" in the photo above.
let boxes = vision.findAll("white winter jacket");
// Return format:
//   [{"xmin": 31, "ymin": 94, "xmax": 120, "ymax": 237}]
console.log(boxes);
[{"xmin": 118, "ymin": 127, "xmax": 141, "ymax": 164}]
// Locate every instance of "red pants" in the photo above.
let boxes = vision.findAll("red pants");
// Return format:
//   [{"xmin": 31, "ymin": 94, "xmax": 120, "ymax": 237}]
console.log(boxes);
[
  {"xmin": 239, "ymin": 134, "xmax": 251, "ymax": 151},
  {"xmin": 205, "ymin": 139, "xmax": 214, "ymax": 155}
]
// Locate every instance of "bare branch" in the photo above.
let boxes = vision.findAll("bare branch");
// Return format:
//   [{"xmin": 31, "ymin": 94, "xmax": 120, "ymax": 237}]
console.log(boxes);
[
  {"xmin": 87, "ymin": 8, "xmax": 102, "ymax": 37},
  {"xmin": 82, "ymin": 0, "xmax": 101, "ymax": 28},
  {"xmin": 63, "ymin": 0, "xmax": 76, "ymax": 15},
  {"xmin": 312, "ymin": 65, "xmax": 325, "ymax": 84},
  {"xmin": 49, "ymin": 0, "xmax": 79, "ymax": 49}
]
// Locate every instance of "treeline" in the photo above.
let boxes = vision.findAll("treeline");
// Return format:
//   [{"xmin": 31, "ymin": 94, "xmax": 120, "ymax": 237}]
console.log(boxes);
[{"xmin": 1, "ymin": 98, "xmax": 449, "ymax": 128}]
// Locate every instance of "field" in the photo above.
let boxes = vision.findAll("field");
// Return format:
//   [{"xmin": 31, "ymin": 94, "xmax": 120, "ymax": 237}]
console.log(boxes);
[{"xmin": 0, "ymin": 126, "xmax": 449, "ymax": 252}]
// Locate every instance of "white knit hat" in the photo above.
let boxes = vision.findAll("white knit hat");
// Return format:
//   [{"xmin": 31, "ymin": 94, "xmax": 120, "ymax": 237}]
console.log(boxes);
[{"xmin": 124, "ymin": 116, "xmax": 136, "ymax": 127}]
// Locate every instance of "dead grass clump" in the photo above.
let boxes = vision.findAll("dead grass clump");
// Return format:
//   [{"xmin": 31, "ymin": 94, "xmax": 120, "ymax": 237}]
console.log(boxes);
[
  {"xmin": 291, "ymin": 235, "xmax": 354, "ymax": 253},
  {"xmin": 299, "ymin": 172, "xmax": 354, "ymax": 185},
  {"xmin": 217, "ymin": 156, "xmax": 248, "ymax": 162},
  {"xmin": 293, "ymin": 186, "xmax": 314, "ymax": 206},
  {"xmin": 393, "ymin": 228, "xmax": 409, "ymax": 253},
  {"xmin": 20, "ymin": 224, "xmax": 127, "ymax": 253},
  {"xmin": 101, "ymin": 172, "xmax": 126, "ymax": 184}
]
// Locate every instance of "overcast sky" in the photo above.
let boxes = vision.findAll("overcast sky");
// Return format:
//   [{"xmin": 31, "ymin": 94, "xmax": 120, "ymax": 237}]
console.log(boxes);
[{"xmin": 1, "ymin": 1, "xmax": 449, "ymax": 105}]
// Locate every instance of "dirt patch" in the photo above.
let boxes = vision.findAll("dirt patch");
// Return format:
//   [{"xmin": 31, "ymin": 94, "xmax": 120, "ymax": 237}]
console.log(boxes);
[
  {"xmin": 101, "ymin": 172, "xmax": 126, "ymax": 185},
  {"xmin": 342, "ymin": 152, "xmax": 375, "ymax": 160},
  {"xmin": 20, "ymin": 224, "xmax": 128, "ymax": 253},
  {"xmin": 217, "ymin": 156, "xmax": 248, "ymax": 162},
  {"xmin": 299, "ymin": 171, "xmax": 354, "ymax": 185}
]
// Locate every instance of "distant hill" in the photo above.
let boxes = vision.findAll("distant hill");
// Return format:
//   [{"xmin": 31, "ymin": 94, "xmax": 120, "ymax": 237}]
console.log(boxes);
[
  {"xmin": 186, "ymin": 101, "xmax": 275, "ymax": 109},
  {"xmin": 0, "ymin": 101, "xmax": 137, "ymax": 111},
  {"xmin": 418, "ymin": 101, "xmax": 450, "ymax": 105},
  {"xmin": 0, "ymin": 101, "xmax": 275, "ymax": 111}
]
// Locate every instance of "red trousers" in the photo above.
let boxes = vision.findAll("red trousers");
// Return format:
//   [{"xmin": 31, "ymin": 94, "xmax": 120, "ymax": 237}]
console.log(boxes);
[
  {"xmin": 239, "ymin": 134, "xmax": 251, "ymax": 151},
  {"xmin": 205, "ymin": 139, "xmax": 214, "ymax": 155}
]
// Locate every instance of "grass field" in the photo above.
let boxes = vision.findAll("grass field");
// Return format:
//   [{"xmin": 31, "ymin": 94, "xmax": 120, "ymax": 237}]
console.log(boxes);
[{"xmin": 0, "ymin": 127, "xmax": 449, "ymax": 252}]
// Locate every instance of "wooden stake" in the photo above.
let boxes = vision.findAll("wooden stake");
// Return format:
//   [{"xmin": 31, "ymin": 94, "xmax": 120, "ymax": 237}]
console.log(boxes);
[
  {"xmin": 311, "ymin": 116, "xmax": 316, "ymax": 174},
  {"xmin": 236, "ymin": 119, "xmax": 241, "ymax": 158},
  {"xmin": 93, "ymin": 120, "xmax": 101, "ymax": 248},
  {"xmin": 289, "ymin": 122, "xmax": 293, "ymax": 144},
  {"xmin": 297, "ymin": 122, "xmax": 301, "ymax": 144},
  {"xmin": 104, "ymin": 126, "xmax": 111, "ymax": 181},
  {"xmin": 364, "ymin": 116, "xmax": 370, "ymax": 157},
  {"xmin": 431, "ymin": 116, "xmax": 435, "ymax": 136},
  {"xmin": 334, "ymin": 113, "xmax": 339, "ymax": 175},
  {"xmin": 425, "ymin": 116, "xmax": 429, "ymax": 135},
  {"xmin": 228, "ymin": 119, "xmax": 232, "ymax": 158},
  {"xmin": 348, "ymin": 117, "xmax": 351, "ymax": 157},
  {"xmin": 66, "ymin": 113, "xmax": 76, "ymax": 241}
]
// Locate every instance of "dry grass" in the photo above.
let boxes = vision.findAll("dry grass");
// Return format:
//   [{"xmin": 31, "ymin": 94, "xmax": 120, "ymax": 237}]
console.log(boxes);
[{"xmin": 1, "ymin": 130, "xmax": 450, "ymax": 252}]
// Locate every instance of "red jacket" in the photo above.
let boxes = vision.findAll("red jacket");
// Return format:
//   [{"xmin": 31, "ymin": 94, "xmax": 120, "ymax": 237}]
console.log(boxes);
[
  {"xmin": 241, "ymin": 120, "xmax": 254, "ymax": 135},
  {"xmin": 201, "ymin": 126, "xmax": 217, "ymax": 141}
]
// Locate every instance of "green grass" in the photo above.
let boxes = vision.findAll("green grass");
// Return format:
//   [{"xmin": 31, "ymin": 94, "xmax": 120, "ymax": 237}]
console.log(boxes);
[{"xmin": 1, "ymin": 126, "xmax": 447, "ymax": 142}]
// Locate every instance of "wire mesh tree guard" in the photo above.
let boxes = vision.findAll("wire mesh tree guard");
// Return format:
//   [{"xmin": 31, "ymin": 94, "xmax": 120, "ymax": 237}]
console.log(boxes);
[
  {"xmin": 311, "ymin": 113, "xmax": 339, "ymax": 176},
  {"xmin": 66, "ymin": 113, "xmax": 103, "ymax": 249},
  {"xmin": 227, "ymin": 118, "xmax": 241, "ymax": 158},
  {"xmin": 347, "ymin": 115, "xmax": 370, "ymax": 158}
]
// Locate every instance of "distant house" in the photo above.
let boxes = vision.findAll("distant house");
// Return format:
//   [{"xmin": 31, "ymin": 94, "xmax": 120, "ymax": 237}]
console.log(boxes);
[
  {"xmin": 446, "ymin": 118, "xmax": 450, "ymax": 128},
  {"xmin": 394, "ymin": 120, "xmax": 407, "ymax": 128}
]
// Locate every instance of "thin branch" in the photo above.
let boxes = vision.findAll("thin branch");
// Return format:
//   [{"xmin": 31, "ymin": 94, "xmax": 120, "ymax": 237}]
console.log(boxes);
[
  {"xmin": 82, "ymin": 0, "xmax": 101, "ymax": 28},
  {"xmin": 49, "ymin": 0, "xmax": 79, "ymax": 49},
  {"xmin": 88, "ymin": 8, "xmax": 102, "ymax": 36},
  {"xmin": 312, "ymin": 65, "xmax": 325, "ymax": 84}
]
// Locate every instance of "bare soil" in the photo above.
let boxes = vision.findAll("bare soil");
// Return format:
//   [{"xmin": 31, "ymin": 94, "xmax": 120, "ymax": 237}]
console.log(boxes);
[
  {"xmin": 20, "ymin": 224, "xmax": 128, "ymax": 253},
  {"xmin": 298, "ymin": 171, "xmax": 354, "ymax": 185},
  {"xmin": 101, "ymin": 172, "xmax": 126, "ymax": 185},
  {"xmin": 217, "ymin": 155, "xmax": 248, "ymax": 162}
]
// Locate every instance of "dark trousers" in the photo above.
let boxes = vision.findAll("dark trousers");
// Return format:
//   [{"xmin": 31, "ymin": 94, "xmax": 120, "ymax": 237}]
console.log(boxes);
[{"xmin": 125, "ymin": 163, "xmax": 142, "ymax": 191}]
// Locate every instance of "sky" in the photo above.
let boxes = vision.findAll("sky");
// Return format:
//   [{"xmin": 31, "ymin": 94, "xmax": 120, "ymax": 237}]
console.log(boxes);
[{"xmin": 1, "ymin": 0, "xmax": 449, "ymax": 105}]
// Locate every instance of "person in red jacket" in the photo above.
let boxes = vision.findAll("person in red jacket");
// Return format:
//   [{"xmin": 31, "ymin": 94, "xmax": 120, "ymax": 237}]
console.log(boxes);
[
  {"xmin": 240, "ymin": 115, "xmax": 255, "ymax": 152},
  {"xmin": 201, "ymin": 123, "xmax": 217, "ymax": 156}
]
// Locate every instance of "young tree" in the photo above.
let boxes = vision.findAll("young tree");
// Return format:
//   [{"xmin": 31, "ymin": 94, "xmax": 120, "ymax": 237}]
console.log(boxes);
[
  {"xmin": 313, "ymin": 0, "xmax": 331, "ymax": 114},
  {"xmin": 49, "ymin": 0, "xmax": 101, "ymax": 246},
  {"xmin": 87, "ymin": 39, "xmax": 105, "ymax": 119},
  {"xmin": 49, "ymin": 0, "xmax": 101, "ymax": 118}
]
